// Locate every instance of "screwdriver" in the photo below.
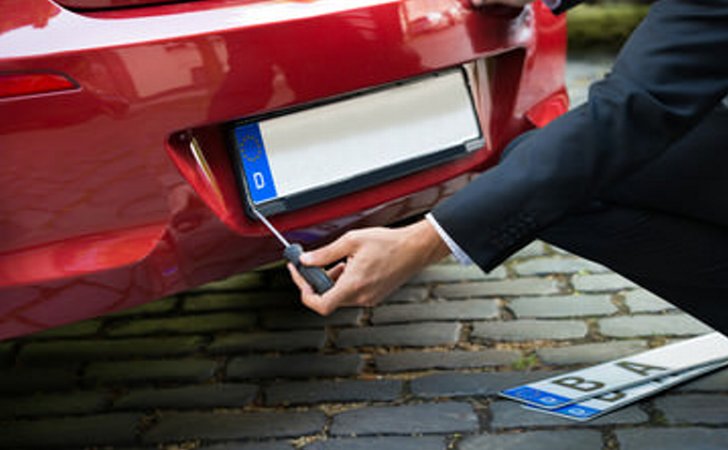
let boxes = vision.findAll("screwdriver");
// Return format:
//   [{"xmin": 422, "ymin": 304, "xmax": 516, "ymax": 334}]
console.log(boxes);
[{"xmin": 252, "ymin": 207, "xmax": 335, "ymax": 294}]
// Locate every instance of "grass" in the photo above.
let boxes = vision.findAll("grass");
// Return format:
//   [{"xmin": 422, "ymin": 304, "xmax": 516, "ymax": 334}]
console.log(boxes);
[
  {"xmin": 567, "ymin": 3, "xmax": 651, "ymax": 52},
  {"xmin": 512, "ymin": 353, "xmax": 540, "ymax": 371}
]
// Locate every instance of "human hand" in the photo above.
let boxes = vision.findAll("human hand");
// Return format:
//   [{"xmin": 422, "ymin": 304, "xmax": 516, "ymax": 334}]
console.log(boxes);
[
  {"xmin": 470, "ymin": 0, "xmax": 534, "ymax": 8},
  {"xmin": 288, "ymin": 219, "xmax": 451, "ymax": 316}
]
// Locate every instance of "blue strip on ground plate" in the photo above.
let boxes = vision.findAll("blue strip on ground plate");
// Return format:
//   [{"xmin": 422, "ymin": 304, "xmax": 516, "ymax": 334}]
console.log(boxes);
[
  {"xmin": 546, "ymin": 403, "xmax": 602, "ymax": 419},
  {"xmin": 501, "ymin": 386, "xmax": 573, "ymax": 408},
  {"xmin": 234, "ymin": 122, "xmax": 278, "ymax": 204}
]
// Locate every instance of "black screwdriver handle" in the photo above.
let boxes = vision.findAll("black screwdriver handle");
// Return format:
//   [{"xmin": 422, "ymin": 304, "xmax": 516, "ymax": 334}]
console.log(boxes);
[{"xmin": 283, "ymin": 243, "xmax": 334, "ymax": 295}]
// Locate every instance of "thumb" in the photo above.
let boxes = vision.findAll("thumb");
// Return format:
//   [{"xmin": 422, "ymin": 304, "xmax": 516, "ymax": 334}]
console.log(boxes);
[{"xmin": 300, "ymin": 233, "xmax": 357, "ymax": 266}]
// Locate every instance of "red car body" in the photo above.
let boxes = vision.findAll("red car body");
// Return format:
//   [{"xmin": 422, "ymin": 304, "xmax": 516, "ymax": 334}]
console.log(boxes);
[{"xmin": 0, "ymin": 0, "xmax": 567, "ymax": 340}]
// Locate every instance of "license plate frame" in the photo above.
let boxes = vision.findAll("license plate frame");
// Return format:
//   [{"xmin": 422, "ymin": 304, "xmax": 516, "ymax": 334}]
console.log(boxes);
[{"xmin": 228, "ymin": 68, "xmax": 484, "ymax": 216}]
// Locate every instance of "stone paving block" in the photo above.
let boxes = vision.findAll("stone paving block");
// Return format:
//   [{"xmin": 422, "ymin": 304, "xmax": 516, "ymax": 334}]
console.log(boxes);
[
  {"xmin": 536, "ymin": 340, "xmax": 648, "ymax": 365},
  {"xmin": 472, "ymin": 320, "xmax": 588, "ymax": 341},
  {"xmin": 265, "ymin": 379, "xmax": 402, "ymax": 406},
  {"xmin": 0, "ymin": 413, "xmax": 140, "ymax": 448},
  {"xmin": 269, "ymin": 272, "xmax": 305, "ymax": 291},
  {"xmin": 18, "ymin": 336, "xmax": 205, "ymax": 364},
  {"xmin": 0, "ymin": 367, "xmax": 79, "ymax": 394},
  {"xmin": 508, "ymin": 295, "xmax": 617, "ymax": 319},
  {"xmin": 409, "ymin": 265, "xmax": 507, "ymax": 284},
  {"xmin": 262, "ymin": 308, "xmax": 363, "ymax": 330},
  {"xmin": 565, "ymin": 54, "xmax": 613, "ymax": 106},
  {"xmin": 0, "ymin": 390, "xmax": 109, "ymax": 418},
  {"xmin": 106, "ymin": 296, "xmax": 178, "ymax": 317},
  {"xmin": 115, "ymin": 384, "xmax": 258, "ymax": 410},
  {"xmin": 572, "ymin": 273, "xmax": 637, "ymax": 292},
  {"xmin": 371, "ymin": 299, "xmax": 499, "ymax": 324},
  {"xmin": 144, "ymin": 411, "xmax": 326, "ymax": 442},
  {"xmin": 29, "ymin": 320, "xmax": 102, "ymax": 338},
  {"xmin": 375, "ymin": 350, "xmax": 520, "ymax": 372},
  {"xmin": 194, "ymin": 272, "xmax": 267, "ymax": 291},
  {"xmin": 548, "ymin": 244, "xmax": 572, "ymax": 256},
  {"xmin": 434, "ymin": 278, "xmax": 560, "ymax": 299},
  {"xmin": 512, "ymin": 241, "xmax": 548, "ymax": 258},
  {"xmin": 514, "ymin": 257, "xmax": 608, "ymax": 276},
  {"xmin": 617, "ymin": 427, "xmax": 728, "ymax": 450},
  {"xmin": 460, "ymin": 430, "xmax": 603, "ymax": 450},
  {"xmin": 0, "ymin": 342, "xmax": 14, "ymax": 368},
  {"xmin": 107, "ymin": 312, "xmax": 256, "ymax": 337},
  {"xmin": 623, "ymin": 289, "xmax": 676, "ymax": 313},
  {"xmin": 184, "ymin": 291, "xmax": 297, "ymax": 311},
  {"xmin": 201, "ymin": 442, "xmax": 294, "ymax": 450},
  {"xmin": 410, "ymin": 371, "xmax": 566, "ymax": 398},
  {"xmin": 490, "ymin": 400, "xmax": 648, "ymax": 428},
  {"xmin": 383, "ymin": 286, "xmax": 429, "ymax": 303},
  {"xmin": 106, "ymin": 446, "xmax": 153, "ymax": 450},
  {"xmin": 335, "ymin": 323, "xmax": 461, "ymax": 348},
  {"xmin": 655, "ymin": 394, "xmax": 728, "ymax": 424},
  {"xmin": 86, "ymin": 358, "xmax": 218, "ymax": 385},
  {"xmin": 304, "ymin": 436, "xmax": 446, "ymax": 450},
  {"xmin": 598, "ymin": 315, "xmax": 712, "ymax": 337},
  {"xmin": 209, "ymin": 330, "xmax": 326, "ymax": 353},
  {"xmin": 441, "ymin": 255, "xmax": 460, "ymax": 264},
  {"xmin": 330, "ymin": 402, "xmax": 478, "ymax": 436},
  {"xmin": 677, "ymin": 367, "xmax": 728, "ymax": 392},
  {"xmin": 227, "ymin": 354, "xmax": 364, "ymax": 379}
]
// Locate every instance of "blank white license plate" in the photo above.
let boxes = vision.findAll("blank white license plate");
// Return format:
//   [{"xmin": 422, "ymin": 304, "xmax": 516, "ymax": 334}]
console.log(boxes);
[{"xmin": 231, "ymin": 69, "xmax": 483, "ymax": 214}]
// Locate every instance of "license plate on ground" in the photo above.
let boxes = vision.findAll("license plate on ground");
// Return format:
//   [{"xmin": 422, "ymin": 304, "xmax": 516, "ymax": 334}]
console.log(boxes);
[
  {"xmin": 230, "ymin": 69, "xmax": 483, "ymax": 215},
  {"xmin": 500, "ymin": 332, "xmax": 728, "ymax": 410},
  {"xmin": 523, "ymin": 359, "xmax": 728, "ymax": 421}
]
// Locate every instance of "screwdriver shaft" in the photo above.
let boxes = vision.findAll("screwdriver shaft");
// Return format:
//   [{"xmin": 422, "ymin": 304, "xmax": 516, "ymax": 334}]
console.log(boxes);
[
  {"xmin": 251, "ymin": 206, "xmax": 334, "ymax": 295},
  {"xmin": 252, "ymin": 207, "xmax": 291, "ymax": 247}
]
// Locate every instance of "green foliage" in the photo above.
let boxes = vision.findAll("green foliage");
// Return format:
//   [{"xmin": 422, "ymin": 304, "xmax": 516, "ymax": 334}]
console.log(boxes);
[
  {"xmin": 512, "ymin": 353, "xmax": 539, "ymax": 371},
  {"xmin": 567, "ymin": 3, "xmax": 650, "ymax": 52}
]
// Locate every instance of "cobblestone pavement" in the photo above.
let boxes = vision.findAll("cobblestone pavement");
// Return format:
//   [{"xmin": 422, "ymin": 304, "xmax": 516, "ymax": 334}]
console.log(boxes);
[{"xmin": 2, "ymin": 55, "xmax": 727, "ymax": 450}]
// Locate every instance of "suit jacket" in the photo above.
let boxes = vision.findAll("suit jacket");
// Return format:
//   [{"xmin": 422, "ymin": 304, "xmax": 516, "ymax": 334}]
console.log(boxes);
[
  {"xmin": 549, "ymin": 0, "xmax": 582, "ymax": 15},
  {"xmin": 432, "ymin": 0, "xmax": 728, "ymax": 272}
]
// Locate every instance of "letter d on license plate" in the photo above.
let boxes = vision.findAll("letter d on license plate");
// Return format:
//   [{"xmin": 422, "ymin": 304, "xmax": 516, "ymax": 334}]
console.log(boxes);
[{"xmin": 234, "ymin": 122, "xmax": 278, "ymax": 204}]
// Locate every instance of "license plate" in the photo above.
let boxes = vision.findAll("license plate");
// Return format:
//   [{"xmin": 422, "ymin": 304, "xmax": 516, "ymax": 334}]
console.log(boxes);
[
  {"xmin": 230, "ymin": 69, "xmax": 483, "ymax": 215},
  {"xmin": 500, "ymin": 332, "xmax": 728, "ymax": 409},
  {"xmin": 522, "ymin": 359, "xmax": 728, "ymax": 421}
]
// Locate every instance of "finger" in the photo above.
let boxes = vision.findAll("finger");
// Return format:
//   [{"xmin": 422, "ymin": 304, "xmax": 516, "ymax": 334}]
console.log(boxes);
[
  {"xmin": 327, "ymin": 262, "xmax": 346, "ymax": 281},
  {"xmin": 314, "ymin": 267, "xmax": 367, "ymax": 313},
  {"xmin": 287, "ymin": 263, "xmax": 314, "ymax": 296},
  {"xmin": 300, "ymin": 233, "xmax": 357, "ymax": 267},
  {"xmin": 303, "ymin": 262, "xmax": 348, "ymax": 316},
  {"xmin": 288, "ymin": 263, "xmax": 335, "ymax": 315}
]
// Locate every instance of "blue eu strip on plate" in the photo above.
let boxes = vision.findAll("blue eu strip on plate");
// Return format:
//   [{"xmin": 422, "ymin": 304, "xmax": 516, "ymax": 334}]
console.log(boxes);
[
  {"xmin": 234, "ymin": 122, "xmax": 278, "ymax": 204},
  {"xmin": 500, "ymin": 386, "xmax": 572, "ymax": 408}
]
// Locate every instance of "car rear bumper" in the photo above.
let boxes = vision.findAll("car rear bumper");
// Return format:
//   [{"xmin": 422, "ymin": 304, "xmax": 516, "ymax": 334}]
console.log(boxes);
[{"xmin": 0, "ymin": 0, "xmax": 567, "ymax": 339}]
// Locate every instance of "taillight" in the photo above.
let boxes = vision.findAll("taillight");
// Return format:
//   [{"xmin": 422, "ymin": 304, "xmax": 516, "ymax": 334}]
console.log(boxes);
[
  {"xmin": 54, "ymin": 0, "xmax": 186, "ymax": 10},
  {"xmin": 0, "ymin": 72, "xmax": 78, "ymax": 99}
]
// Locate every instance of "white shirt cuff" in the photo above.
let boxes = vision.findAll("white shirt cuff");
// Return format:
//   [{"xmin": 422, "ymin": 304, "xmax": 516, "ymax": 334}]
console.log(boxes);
[{"xmin": 425, "ymin": 213, "xmax": 474, "ymax": 265}]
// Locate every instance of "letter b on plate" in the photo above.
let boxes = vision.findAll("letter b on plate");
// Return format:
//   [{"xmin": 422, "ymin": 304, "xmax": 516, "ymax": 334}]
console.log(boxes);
[{"xmin": 552, "ymin": 376, "xmax": 605, "ymax": 392}]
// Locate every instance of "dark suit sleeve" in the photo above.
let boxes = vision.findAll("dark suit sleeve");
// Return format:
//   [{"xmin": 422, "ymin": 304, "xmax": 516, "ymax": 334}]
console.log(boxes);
[
  {"xmin": 432, "ymin": 0, "xmax": 728, "ymax": 272},
  {"xmin": 547, "ymin": 0, "xmax": 584, "ymax": 15}
]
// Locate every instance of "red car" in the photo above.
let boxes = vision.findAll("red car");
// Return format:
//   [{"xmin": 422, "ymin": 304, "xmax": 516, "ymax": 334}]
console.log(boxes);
[{"xmin": 0, "ymin": 0, "xmax": 567, "ymax": 340}]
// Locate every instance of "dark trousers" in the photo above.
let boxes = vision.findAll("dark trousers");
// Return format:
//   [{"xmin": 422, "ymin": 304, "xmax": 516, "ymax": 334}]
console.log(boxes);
[{"xmin": 540, "ymin": 105, "xmax": 728, "ymax": 334}]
